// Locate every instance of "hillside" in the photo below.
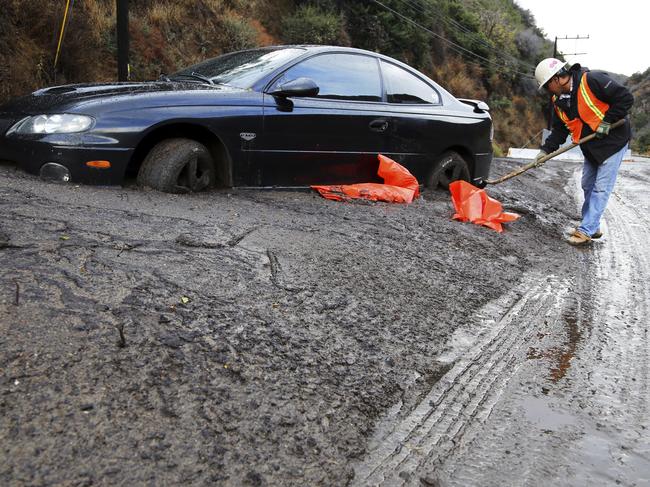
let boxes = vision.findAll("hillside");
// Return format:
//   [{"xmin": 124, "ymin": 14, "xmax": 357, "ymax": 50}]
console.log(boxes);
[
  {"xmin": 626, "ymin": 68, "xmax": 650, "ymax": 154},
  {"xmin": 0, "ymin": 0, "xmax": 647, "ymax": 154}
]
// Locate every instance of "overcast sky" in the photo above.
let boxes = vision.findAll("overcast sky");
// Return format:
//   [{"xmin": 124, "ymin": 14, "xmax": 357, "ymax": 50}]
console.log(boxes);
[{"xmin": 514, "ymin": 0, "xmax": 649, "ymax": 76}]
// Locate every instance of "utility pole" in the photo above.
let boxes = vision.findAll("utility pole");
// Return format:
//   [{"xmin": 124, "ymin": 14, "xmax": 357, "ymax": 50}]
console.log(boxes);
[
  {"xmin": 116, "ymin": 0, "xmax": 130, "ymax": 82},
  {"xmin": 553, "ymin": 35, "xmax": 589, "ymax": 59},
  {"xmin": 546, "ymin": 35, "xmax": 589, "ymax": 129}
]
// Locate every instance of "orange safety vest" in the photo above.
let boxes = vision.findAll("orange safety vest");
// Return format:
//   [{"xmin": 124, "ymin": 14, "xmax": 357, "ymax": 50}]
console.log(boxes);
[{"xmin": 553, "ymin": 72, "xmax": 610, "ymax": 143}]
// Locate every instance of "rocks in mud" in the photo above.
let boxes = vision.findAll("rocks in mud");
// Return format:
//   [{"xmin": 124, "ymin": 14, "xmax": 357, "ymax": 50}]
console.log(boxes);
[
  {"xmin": 175, "ymin": 233, "xmax": 224, "ymax": 249},
  {"xmin": 0, "ymin": 230, "xmax": 11, "ymax": 248},
  {"xmin": 277, "ymin": 403, "xmax": 299, "ymax": 426},
  {"xmin": 158, "ymin": 332, "xmax": 184, "ymax": 348},
  {"xmin": 420, "ymin": 475, "xmax": 444, "ymax": 486},
  {"xmin": 244, "ymin": 470, "xmax": 264, "ymax": 486},
  {"xmin": 157, "ymin": 330, "xmax": 200, "ymax": 348}
]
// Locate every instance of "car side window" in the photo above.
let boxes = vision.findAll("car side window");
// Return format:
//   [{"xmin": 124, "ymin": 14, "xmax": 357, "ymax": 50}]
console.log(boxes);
[
  {"xmin": 272, "ymin": 53, "xmax": 382, "ymax": 102},
  {"xmin": 381, "ymin": 61, "xmax": 441, "ymax": 105}
]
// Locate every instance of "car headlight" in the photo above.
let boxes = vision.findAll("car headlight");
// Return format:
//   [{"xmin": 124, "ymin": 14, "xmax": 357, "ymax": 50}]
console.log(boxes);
[{"xmin": 8, "ymin": 114, "xmax": 94, "ymax": 135}]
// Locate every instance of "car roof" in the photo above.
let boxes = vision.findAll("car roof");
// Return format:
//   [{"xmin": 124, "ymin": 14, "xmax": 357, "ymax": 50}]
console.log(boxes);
[{"xmin": 260, "ymin": 44, "xmax": 416, "ymax": 67}]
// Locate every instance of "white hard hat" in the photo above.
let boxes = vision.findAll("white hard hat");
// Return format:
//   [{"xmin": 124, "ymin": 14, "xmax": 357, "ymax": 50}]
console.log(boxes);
[{"xmin": 534, "ymin": 58, "xmax": 568, "ymax": 92}]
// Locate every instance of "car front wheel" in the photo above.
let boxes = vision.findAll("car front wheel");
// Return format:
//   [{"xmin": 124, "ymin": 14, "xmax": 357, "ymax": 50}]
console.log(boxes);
[
  {"xmin": 427, "ymin": 151, "xmax": 470, "ymax": 190},
  {"xmin": 137, "ymin": 138, "xmax": 215, "ymax": 193}
]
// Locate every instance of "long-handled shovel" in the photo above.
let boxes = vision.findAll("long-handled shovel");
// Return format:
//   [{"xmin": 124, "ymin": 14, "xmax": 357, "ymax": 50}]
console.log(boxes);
[{"xmin": 484, "ymin": 119, "xmax": 626, "ymax": 185}]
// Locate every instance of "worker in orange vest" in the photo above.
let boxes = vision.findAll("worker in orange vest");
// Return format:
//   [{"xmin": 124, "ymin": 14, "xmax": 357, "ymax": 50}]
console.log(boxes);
[{"xmin": 534, "ymin": 58, "xmax": 634, "ymax": 246}]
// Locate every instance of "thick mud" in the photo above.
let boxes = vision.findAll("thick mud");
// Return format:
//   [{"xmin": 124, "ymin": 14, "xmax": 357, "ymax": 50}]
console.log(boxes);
[{"xmin": 0, "ymin": 157, "xmax": 607, "ymax": 485}]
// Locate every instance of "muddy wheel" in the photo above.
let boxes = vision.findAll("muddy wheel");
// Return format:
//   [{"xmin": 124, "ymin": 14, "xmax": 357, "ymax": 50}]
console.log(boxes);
[
  {"xmin": 427, "ymin": 151, "xmax": 470, "ymax": 190},
  {"xmin": 137, "ymin": 138, "xmax": 216, "ymax": 193}
]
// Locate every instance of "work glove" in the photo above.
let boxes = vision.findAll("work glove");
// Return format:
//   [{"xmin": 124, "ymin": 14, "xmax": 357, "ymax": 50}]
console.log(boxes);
[
  {"xmin": 595, "ymin": 121, "xmax": 611, "ymax": 139},
  {"xmin": 533, "ymin": 150, "xmax": 548, "ymax": 167}
]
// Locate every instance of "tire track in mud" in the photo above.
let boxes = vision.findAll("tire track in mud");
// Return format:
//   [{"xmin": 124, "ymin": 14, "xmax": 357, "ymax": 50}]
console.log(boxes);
[
  {"xmin": 387, "ymin": 165, "xmax": 650, "ymax": 487},
  {"xmin": 351, "ymin": 272, "xmax": 571, "ymax": 486}
]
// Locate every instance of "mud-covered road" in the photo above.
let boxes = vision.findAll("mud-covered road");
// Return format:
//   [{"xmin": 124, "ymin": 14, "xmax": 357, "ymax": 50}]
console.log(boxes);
[
  {"xmin": 353, "ymin": 157, "xmax": 650, "ymax": 487},
  {"xmin": 1, "ymin": 156, "xmax": 648, "ymax": 486}
]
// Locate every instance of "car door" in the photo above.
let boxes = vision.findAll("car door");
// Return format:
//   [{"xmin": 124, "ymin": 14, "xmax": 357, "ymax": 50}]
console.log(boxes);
[
  {"xmin": 378, "ymin": 60, "xmax": 453, "ymax": 180},
  {"xmin": 251, "ymin": 53, "xmax": 390, "ymax": 186}
]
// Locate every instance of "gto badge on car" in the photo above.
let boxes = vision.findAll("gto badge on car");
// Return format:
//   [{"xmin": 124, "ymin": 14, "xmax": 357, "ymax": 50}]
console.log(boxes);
[{"xmin": 240, "ymin": 132, "xmax": 257, "ymax": 141}]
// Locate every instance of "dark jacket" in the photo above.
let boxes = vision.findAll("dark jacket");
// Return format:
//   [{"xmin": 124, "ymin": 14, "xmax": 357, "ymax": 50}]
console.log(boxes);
[{"xmin": 541, "ymin": 64, "xmax": 634, "ymax": 164}]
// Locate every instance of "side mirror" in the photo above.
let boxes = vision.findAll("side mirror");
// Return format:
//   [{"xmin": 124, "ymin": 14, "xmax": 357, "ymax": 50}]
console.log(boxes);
[{"xmin": 269, "ymin": 77, "xmax": 319, "ymax": 98}]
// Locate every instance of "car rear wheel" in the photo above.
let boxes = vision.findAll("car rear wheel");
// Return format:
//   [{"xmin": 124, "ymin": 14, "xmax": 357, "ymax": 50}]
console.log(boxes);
[
  {"xmin": 137, "ymin": 138, "xmax": 216, "ymax": 193},
  {"xmin": 427, "ymin": 151, "xmax": 470, "ymax": 190}
]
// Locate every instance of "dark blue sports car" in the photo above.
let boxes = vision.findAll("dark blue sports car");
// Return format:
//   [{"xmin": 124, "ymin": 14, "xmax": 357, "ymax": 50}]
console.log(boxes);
[{"xmin": 0, "ymin": 45, "xmax": 493, "ymax": 192}]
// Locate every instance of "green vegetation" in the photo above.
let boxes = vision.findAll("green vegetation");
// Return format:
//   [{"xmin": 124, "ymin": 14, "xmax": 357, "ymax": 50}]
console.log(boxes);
[
  {"xmin": 0, "ymin": 0, "xmax": 647, "ymax": 154},
  {"xmin": 627, "ymin": 68, "xmax": 650, "ymax": 155},
  {"xmin": 281, "ymin": 5, "xmax": 346, "ymax": 45}
]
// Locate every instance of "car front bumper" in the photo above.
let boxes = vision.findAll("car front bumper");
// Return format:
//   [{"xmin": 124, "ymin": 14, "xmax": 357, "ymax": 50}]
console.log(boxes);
[{"xmin": 0, "ymin": 132, "xmax": 133, "ymax": 185}]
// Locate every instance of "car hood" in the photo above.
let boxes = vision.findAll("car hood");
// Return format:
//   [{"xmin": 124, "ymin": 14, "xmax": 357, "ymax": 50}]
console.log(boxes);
[{"xmin": 0, "ymin": 81, "xmax": 243, "ymax": 114}]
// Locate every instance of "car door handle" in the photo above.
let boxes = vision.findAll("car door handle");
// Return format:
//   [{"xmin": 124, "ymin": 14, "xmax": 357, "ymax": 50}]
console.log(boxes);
[{"xmin": 369, "ymin": 119, "xmax": 389, "ymax": 132}]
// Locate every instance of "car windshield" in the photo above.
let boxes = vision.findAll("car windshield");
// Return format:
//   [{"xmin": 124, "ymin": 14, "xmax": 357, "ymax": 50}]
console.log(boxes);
[{"xmin": 173, "ymin": 47, "xmax": 306, "ymax": 89}]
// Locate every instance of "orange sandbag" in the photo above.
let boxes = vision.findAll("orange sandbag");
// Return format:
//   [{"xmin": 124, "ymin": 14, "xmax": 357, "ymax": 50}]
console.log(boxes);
[
  {"xmin": 312, "ymin": 154, "xmax": 420, "ymax": 203},
  {"xmin": 449, "ymin": 180, "xmax": 520, "ymax": 233}
]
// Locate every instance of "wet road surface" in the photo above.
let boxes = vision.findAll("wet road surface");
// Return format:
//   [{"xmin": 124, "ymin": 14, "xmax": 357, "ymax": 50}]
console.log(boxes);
[{"xmin": 353, "ymin": 158, "xmax": 650, "ymax": 486}]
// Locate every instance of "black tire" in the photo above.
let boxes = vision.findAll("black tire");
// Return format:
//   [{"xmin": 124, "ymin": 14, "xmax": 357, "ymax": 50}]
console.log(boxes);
[
  {"xmin": 137, "ymin": 138, "xmax": 216, "ymax": 193},
  {"xmin": 427, "ymin": 151, "xmax": 471, "ymax": 190}
]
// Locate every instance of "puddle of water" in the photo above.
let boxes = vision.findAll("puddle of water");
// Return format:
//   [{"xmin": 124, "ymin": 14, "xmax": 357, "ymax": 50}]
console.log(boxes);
[
  {"xmin": 572, "ymin": 424, "xmax": 650, "ymax": 485},
  {"xmin": 522, "ymin": 396, "xmax": 576, "ymax": 430}
]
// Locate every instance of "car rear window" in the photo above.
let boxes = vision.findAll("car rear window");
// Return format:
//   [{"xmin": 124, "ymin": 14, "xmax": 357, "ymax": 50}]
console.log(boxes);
[{"xmin": 381, "ymin": 60, "xmax": 441, "ymax": 105}]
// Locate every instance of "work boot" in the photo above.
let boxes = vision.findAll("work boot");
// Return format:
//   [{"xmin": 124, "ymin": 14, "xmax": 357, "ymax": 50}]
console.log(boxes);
[
  {"xmin": 572, "ymin": 228, "xmax": 603, "ymax": 239},
  {"xmin": 567, "ymin": 230, "xmax": 592, "ymax": 246}
]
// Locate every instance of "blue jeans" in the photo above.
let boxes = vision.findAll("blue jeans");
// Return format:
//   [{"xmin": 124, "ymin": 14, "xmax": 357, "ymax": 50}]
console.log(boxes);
[{"xmin": 579, "ymin": 143, "xmax": 628, "ymax": 236}]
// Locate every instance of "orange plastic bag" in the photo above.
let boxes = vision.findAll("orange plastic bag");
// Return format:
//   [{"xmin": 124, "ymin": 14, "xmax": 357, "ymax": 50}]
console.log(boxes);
[
  {"xmin": 312, "ymin": 154, "xmax": 420, "ymax": 203},
  {"xmin": 449, "ymin": 180, "xmax": 520, "ymax": 233}
]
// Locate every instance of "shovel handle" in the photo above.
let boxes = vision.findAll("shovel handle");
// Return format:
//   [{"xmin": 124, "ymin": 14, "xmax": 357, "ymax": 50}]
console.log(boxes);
[{"xmin": 485, "ymin": 118, "xmax": 626, "ymax": 185}]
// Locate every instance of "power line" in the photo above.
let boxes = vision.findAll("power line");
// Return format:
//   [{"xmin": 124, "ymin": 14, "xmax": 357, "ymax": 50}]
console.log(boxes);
[
  {"xmin": 397, "ymin": 0, "xmax": 496, "ymax": 50},
  {"xmin": 373, "ymin": 0, "xmax": 534, "ymax": 77},
  {"xmin": 370, "ymin": 0, "xmax": 535, "ymax": 79},
  {"xmin": 393, "ymin": 0, "xmax": 536, "ymax": 71},
  {"xmin": 372, "ymin": 0, "xmax": 497, "ymax": 67}
]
